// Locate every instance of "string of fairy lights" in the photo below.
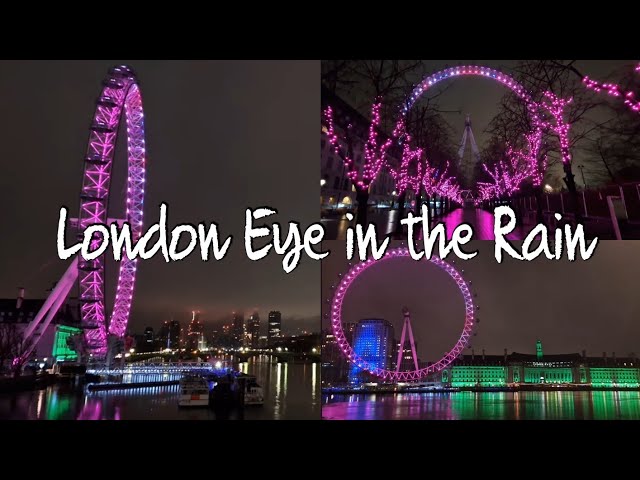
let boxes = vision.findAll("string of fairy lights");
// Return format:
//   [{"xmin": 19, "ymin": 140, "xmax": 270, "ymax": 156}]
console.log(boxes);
[
  {"xmin": 323, "ymin": 62, "xmax": 640, "ymax": 206},
  {"xmin": 582, "ymin": 62, "xmax": 640, "ymax": 114}
]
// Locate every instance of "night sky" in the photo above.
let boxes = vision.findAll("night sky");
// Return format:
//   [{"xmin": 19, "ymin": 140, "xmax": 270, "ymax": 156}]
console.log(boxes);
[
  {"xmin": 344, "ymin": 60, "xmax": 636, "ymax": 188},
  {"xmin": 0, "ymin": 61, "xmax": 320, "ymax": 333},
  {"xmin": 321, "ymin": 241, "xmax": 640, "ymax": 360}
]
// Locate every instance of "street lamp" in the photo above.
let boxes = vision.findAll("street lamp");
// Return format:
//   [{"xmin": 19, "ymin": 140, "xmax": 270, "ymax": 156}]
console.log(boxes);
[
  {"xmin": 321, "ymin": 178, "xmax": 326, "ymax": 187},
  {"xmin": 577, "ymin": 164, "xmax": 587, "ymax": 189}
]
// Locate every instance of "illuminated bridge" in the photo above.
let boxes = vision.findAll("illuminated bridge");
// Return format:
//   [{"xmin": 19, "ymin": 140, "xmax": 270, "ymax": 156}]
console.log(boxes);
[{"xmin": 86, "ymin": 362, "xmax": 227, "ymax": 376}]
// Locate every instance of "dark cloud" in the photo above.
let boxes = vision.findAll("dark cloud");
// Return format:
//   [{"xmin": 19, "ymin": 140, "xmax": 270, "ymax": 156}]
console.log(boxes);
[{"xmin": 0, "ymin": 61, "xmax": 320, "ymax": 332}]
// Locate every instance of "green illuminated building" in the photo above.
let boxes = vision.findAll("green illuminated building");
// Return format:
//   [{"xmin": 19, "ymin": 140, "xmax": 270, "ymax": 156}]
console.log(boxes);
[
  {"xmin": 52, "ymin": 325, "xmax": 82, "ymax": 362},
  {"xmin": 440, "ymin": 341, "xmax": 640, "ymax": 389}
]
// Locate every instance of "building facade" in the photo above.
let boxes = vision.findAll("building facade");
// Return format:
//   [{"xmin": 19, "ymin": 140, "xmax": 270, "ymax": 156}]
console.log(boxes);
[
  {"xmin": 268, "ymin": 311, "xmax": 281, "ymax": 345},
  {"xmin": 440, "ymin": 342, "xmax": 640, "ymax": 388},
  {"xmin": 248, "ymin": 312, "xmax": 260, "ymax": 349},
  {"xmin": 348, "ymin": 319, "xmax": 395, "ymax": 385},
  {"xmin": 231, "ymin": 311, "xmax": 244, "ymax": 348}
]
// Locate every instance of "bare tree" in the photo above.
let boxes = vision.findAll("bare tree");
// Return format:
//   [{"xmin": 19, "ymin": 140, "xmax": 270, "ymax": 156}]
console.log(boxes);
[
  {"xmin": 484, "ymin": 60, "xmax": 607, "ymax": 220},
  {"xmin": 0, "ymin": 324, "xmax": 32, "ymax": 376},
  {"xmin": 322, "ymin": 60, "xmax": 427, "ymax": 131},
  {"xmin": 580, "ymin": 64, "xmax": 640, "ymax": 185}
]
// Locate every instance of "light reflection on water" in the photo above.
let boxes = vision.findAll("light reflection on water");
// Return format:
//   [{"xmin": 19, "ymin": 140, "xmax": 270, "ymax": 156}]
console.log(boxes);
[
  {"xmin": 0, "ymin": 358, "xmax": 319, "ymax": 420},
  {"xmin": 322, "ymin": 391, "xmax": 640, "ymax": 420}
]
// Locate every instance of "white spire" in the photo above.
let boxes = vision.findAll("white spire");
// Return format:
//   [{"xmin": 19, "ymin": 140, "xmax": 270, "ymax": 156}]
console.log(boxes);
[{"xmin": 457, "ymin": 114, "xmax": 480, "ymax": 164}]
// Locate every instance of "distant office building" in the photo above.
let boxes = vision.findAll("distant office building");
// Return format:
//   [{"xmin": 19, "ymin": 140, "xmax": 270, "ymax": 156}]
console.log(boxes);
[
  {"xmin": 248, "ymin": 312, "xmax": 260, "ymax": 349},
  {"xmin": 187, "ymin": 311, "xmax": 204, "ymax": 351},
  {"xmin": 348, "ymin": 319, "xmax": 395, "ymax": 385},
  {"xmin": 232, "ymin": 312, "xmax": 244, "ymax": 348},
  {"xmin": 342, "ymin": 322, "xmax": 357, "ymax": 344},
  {"xmin": 158, "ymin": 319, "xmax": 181, "ymax": 349},
  {"xmin": 268, "ymin": 311, "xmax": 282, "ymax": 344},
  {"xmin": 397, "ymin": 341, "xmax": 420, "ymax": 372},
  {"xmin": 142, "ymin": 327, "xmax": 154, "ymax": 352},
  {"xmin": 322, "ymin": 329, "xmax": 350, "ymax": 385}
]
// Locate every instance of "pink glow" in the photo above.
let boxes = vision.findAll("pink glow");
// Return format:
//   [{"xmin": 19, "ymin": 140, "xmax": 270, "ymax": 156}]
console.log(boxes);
[
  {"xmin": 78, "ymin": 66, "xmax": 146, "ymax": 356},
  {"xmin": 479, "ymin": 127, "xmax": 546, "ymax": 200},
  {"xmin": 390, "ymin": 122, "xmax": 424, "ymax": 195},
  {"xmin": 324, "ymin": 100, "xmax": 392, "ymax": 190},
  {"xmin": 401, "ymin": 65, "xmax": 548, "ymax": 203},
  {"xmin": 537, "ymin": 91, "xmax": 572, "ymax": 166},
  {"xmin": 330, "ymin": 248, "xmax": 476, "ymax": 381},
  {"xmin": 402, "ymin": 66, "xmax": 532, "ymax": 115}
]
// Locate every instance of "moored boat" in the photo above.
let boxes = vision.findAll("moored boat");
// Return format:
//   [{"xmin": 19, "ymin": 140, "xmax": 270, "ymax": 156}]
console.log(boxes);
[{"xmin": 178, "ymin": 375, "xmax": 210, "ymax": 407}]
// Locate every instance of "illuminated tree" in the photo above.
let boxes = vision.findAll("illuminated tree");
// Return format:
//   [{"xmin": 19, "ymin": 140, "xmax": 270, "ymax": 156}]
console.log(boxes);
[
  {"xmin": 323, "ymin": 100, "xmax": 393, "ymax": 226},
  {"xmin": 485, "ymin": 60, "xmax": 606, "ymax": 220}
]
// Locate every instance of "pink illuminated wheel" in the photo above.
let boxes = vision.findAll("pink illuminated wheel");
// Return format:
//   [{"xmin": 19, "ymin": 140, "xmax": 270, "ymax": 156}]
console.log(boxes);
[
  {"xmin": 402, "ymin": 65, "xmax": 534, "ymax": 114},
  {"xmin": 77, "ymin": 65, "xmax": 146, "ymax": 357},
  {"xmin": 330, "ymin": 247, "xmax": 476, "ymax": 382}
]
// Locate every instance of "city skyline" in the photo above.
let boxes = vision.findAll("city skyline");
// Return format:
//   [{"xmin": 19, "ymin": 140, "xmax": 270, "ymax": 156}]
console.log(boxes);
[
  {"xmin": 126, "ymin": 308, "xmax": 319, "ymax": 337},
  {"xmin": 0, "ymin": 61, "xmax": 320, "ymax": 332}
]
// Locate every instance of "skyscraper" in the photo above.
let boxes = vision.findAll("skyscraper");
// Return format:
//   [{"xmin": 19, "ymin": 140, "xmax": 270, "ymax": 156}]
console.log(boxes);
[
  {"xmin": 348, "ymin": 319, "xmax": 395, "ymax": 385},
  {"xmin": 143, "ymin": 327, "xmax": 154, "ymax": 352},
  {"xmin": 158, "ymin": 319, "xmax": 181, "ymax": 349},
  {"xmin": 232, "ymin": 311, "xmax": 244, "ymax": 348},
  {"xmin": 248, "ymin": 311, "xmax": 260, "ymax": 349},
  {"xmin": 187, "ymin": 311, "xmax": 204, "ymax": 351},
  {"xmin": 268, "ymin": 311, "xmax": 281, "ymax": 344}
]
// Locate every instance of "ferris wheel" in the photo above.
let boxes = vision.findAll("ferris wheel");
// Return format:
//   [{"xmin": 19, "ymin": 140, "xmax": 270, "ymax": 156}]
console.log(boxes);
[
  {"xmin": 328, "ymin": 247, "xmax": 479, "ymax": 382},
  {"xmin": 17, "ymin": 65, "xmax": 147, "ymax": 365}
]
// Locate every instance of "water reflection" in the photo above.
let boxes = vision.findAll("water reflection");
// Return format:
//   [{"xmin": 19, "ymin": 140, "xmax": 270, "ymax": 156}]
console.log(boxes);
[
  {"xmin": 0, "ymin": 359, "xmax": 319, "ymax": 420},
  {"xmin": 323, "ymin": 391, "xmax": 640, "ymax": 420}
]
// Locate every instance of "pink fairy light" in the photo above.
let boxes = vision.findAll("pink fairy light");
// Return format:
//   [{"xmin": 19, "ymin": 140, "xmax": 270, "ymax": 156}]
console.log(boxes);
[
  {"xmin": 420, "ymin": 160, "xmax": 463, "ymax": 204},
  {"xmin": 324, "ymin": 100, "xmax": 392, "ymax": 190},
  {"xmin": 401, "ymin": 64, "xmax": 547, "ymax": 204},
  {"xmin": 329, "ymin": 248, "xmax": 476, "ymax": 382},
  {"xmin": 77, "ymin": 66, "xmax": 146, "ymax": 356},
  {"xmin": 582, "ymin": 63, "xmax": 640, "ymax": 113},
  {"xmin": 537, "ymin": 91, "xmax": 572, "ymax": 166},
  {"xmin": 402, "ymin": 65, "xmax": 533, "ymax": 116},
  {"xmin": 477, "ymin": 126, "xmax": 546, "ymax": 201},
  {"xmin": 390, "ymin": 124, "xmax": 424, "ymax": 195}
]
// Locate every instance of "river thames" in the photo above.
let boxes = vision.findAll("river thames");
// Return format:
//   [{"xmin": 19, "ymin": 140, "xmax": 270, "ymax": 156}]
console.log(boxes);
[
  {"xmin": 322, "ymin": 391, "xmax": 640, "ymax": 420},
  {"xmin": 0, "ymin": 359, "xmax": 319, "ymax": 420}
]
